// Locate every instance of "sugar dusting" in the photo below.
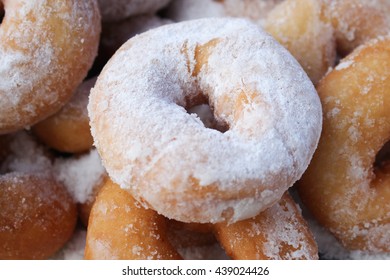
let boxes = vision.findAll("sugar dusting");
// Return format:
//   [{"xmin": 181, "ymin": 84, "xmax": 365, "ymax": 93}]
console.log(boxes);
[
  {"xmin": 0, "ymin": 131, "xmax": 52, "ymax": 175},
  {"xmin": 324, "ymin": 0, "xmax": 390, "ymax": 52},
  {"xmin": 261, "ymin": 199, "xmax": 317, "ymax": 259},
  {"xmin": 308, "ymin": 216, "xmax": 390, "ymax": 260},
  {"xmin": 89, "ymin": 18, "xmax": 322, "ymax": 223},
  {"xmin": 0, "ymin": 0, "xmax": 100, "ymax": 133},
  {"xmin": 54, "ymin": 149, "xmax": 106, "ymax": 204}
]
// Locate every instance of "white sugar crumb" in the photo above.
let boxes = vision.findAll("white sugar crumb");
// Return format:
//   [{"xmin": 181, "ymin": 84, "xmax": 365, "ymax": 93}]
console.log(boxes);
[
  {"xmin": 54, "ymin": 149, "xmax": 106, "ymax": 203},
  {"xmin": 0, "ymin": 131, "xmax": 52, "ymax": 174}
]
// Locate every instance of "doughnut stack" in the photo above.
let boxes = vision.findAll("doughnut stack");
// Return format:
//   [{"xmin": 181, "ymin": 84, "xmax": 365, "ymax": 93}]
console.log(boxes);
[{"xmin": 1, "ymin": 0, "xmax": 389, "ymax": 260}]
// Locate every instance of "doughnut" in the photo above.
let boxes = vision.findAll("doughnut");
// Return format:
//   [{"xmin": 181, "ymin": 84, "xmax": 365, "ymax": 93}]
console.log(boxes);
[
  {"xmin": 214, "ymin": 193, "xmax": 318, "ymax": 260},
  {"xmin": 84, "ymin": 178, "xmax": 182, "ymax": 260},
  {"xmin": 53, "ymin": 149, "xmax": 107, "ymax": 226},
  {"xmin": 85, "ymin": 179, "xmax": 318, "ymax": 259},
  {"xmin": 0, "ymin": 173, "xmax": 77, "ymax": 259},
  {"xmin": 0, "ymin": 132, "xmax": 77, "ymax": 259},
  {"xmin": 97, "ymin": 0, "xmax": 171, "ymax": 22},
  {"xmin": 164, "ymin": 0, "xmax": 283, "ymax": 25},
  {"xmin": 297, "ymin": 36, "xmax": 390, "ymax": 252},
  {"xmin": 0, "ymin": 0, "xmax": 100, "ymax": 134},
  {"xmin": 99, "ymin": 15, "xmax": 172, "ymax": 63},
  {"xmin": 264, "ymin": 0, "xmax": 390, "ymax": 84},
  {"xmin": 323, "ymin": 0, "xmax": 390, "ymax": 55},
  {"xmin": 88, "ymin": 18, "xmax": 322, "ymax": 223},
  {"xmin": 32, "ymin": 78, "xmax": 96, "ymax": 154},
  {"xmin": 303, "ymin": 208, "xmax": 390, "ymax": 260},
  {"xmin": 264, "ymin": 0, "xmax": 336, "ymax": 85}
]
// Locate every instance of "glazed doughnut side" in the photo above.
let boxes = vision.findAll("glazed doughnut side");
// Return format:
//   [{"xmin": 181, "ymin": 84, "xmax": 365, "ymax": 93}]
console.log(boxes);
[
  {"xmin": 298, "ymin": 36, "xmax": 390, "ymax": 252},
  {"xmin": 0, "ymin": 0, "xmax": 100, "ymax": 134},
  {"xmin": 89, "ymin": 18, "xmax": 322, "ymax": 223}
]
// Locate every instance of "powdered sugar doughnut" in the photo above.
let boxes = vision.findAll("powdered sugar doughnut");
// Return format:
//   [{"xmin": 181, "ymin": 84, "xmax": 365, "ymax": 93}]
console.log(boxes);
[
  {"xmin": 164, "ymin": 0, "xmax": 282, "ymax": 25},
  {"xmin": 0, "ymin": 132, "xmax": 77, "ymax": 259},
  {"xmin": 323, "ymin": 0, "xmax": 390, "ymax": 55},
  {"xmin": 264, "ymin": 0, "xmax": 390, "ymax": 85},
  {"xmin": 84, "ymin": 179, "xmax": 182, "ymax": 260},
  {"xmin": 32, "ymin": 78, "xmax": 97, "ymax": 154},
  {"xmin": 0, "ymin": 0, "xmax": 100, "ymax": 134},
  {"xmin": 214, "ymin": 193, "xmax": 318, "ymax": 260},
  {"xmin": 89, "ymin": 18, "xmax": 322, "ymax": 223},
  {"xmin": 298, "ymin": 36, "xmax": 390, "ymax": 252},
  {"xmin": 264, "ymin": 0, "xmax": 336, "ymax": 85},
  {"xmin": 98, "ymin": 0, "xmax": 171, "ymax": 22},
  {"xmin": 85, "ymin": 179, "xmax": 318, "ymax": 259},
  {"xmin": 0, "ymin": 173, "xmax": 77, "ymax": 259}
]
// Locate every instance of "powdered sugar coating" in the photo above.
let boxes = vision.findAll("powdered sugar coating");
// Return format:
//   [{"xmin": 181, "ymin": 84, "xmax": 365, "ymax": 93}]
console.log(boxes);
[
  {"xmin": 214, "ymin": 193, "xmax": 318, "ymax": 259},
  {"xmin": 323, "ymin": 0, "xmax": 390, "ymax": 54},
  {"xmin": 54, "ymin": 149, "xmax": 106, "ymax": 204},
  {"xmin": 298, "ymin": 36, "xmax": 390, "ymax": 252},
  {"xmin": 0, "ymin": 0, "xmax": 100, "ymax": 134},
  {"xmin": 89, "ymin": 18, "xmax": 322, "ymax": 223},
  {"xmin": 0, "ymin": 131, "xmax": 52, "ymax": 175},
  {"xmin": 98, "ymin": 0, "xmax": 171, "ymax": 22}
]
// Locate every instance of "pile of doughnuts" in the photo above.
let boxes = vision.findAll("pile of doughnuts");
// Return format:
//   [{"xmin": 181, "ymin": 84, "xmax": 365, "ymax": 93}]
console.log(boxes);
[{"xmin": 1, "ymin": 0, "xmax": 389, "ymax": 260}]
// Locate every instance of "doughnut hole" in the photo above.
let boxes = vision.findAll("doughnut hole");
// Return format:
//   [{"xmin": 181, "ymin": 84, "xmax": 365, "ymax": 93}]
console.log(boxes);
[{"xmin": 187, "ymin": 104, "xmax": 228, "ymax": 132}]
